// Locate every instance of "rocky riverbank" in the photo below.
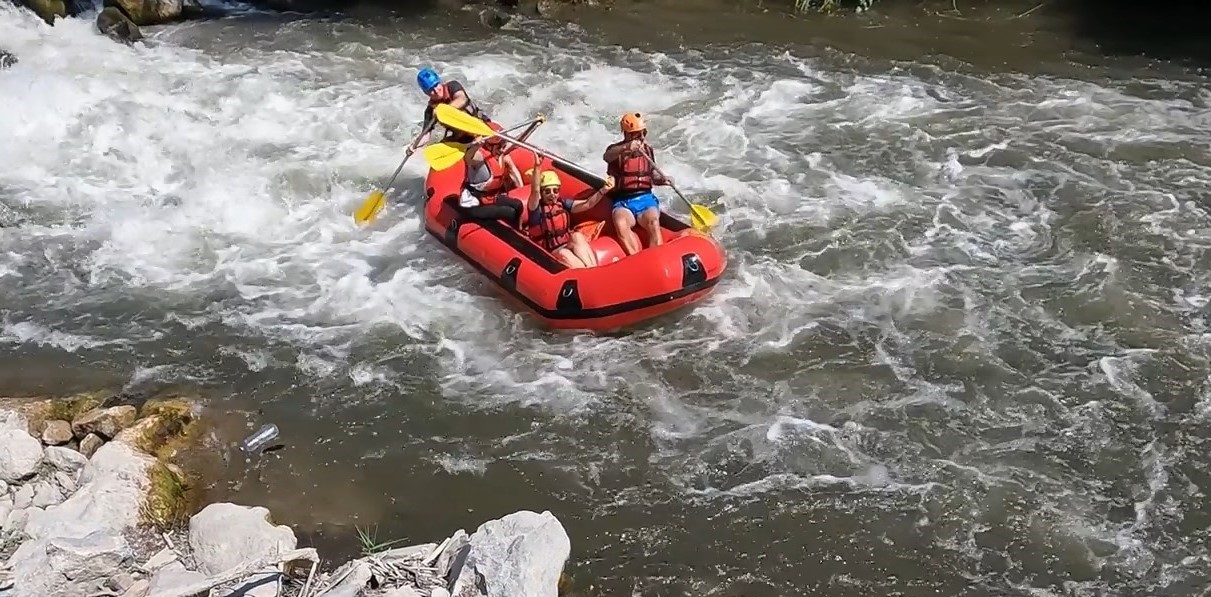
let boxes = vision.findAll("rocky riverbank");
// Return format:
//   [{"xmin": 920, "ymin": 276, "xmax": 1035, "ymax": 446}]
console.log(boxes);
[{"xmin": 0, "ymin": 392, "xmax": 573, "ymax": 597}]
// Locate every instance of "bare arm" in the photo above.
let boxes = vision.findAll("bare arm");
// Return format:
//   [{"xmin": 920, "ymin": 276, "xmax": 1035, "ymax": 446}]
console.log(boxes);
[
  {"xmin": 602, "ymin": 142, "xmax": 626, "ymax": 163},
  {"xmin": 462, "ymin": 139, "xmax": 485, "ymax": 166},
  {"xmin": 527, "ymin": 154, "xmax": 543, "ymax": 211},
  {"xmin": 448, "ymin": 89, "xmax": 470, "ymax": 110},
  {"xmin": 570, "ymin": 176, "xmax": 614, "ymax": 213},
  {"xmin": 503, "ymin": 156, "xmax": 523, "ymax": 190}
]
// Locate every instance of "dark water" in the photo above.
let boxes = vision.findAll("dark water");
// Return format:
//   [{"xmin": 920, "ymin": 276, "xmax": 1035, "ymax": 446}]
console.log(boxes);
[{"xmin": 2, "ymin": 2, "xmax": 1210, "ymax": 595}]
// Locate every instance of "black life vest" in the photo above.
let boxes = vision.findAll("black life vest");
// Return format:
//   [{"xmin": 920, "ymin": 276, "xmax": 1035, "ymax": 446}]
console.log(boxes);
[{"xmin": 528, "ymin": 201, "xmax": 572, "ymax": 250}]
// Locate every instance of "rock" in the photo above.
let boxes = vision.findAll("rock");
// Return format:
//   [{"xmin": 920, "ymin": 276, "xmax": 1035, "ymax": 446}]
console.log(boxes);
[
  {"xmin": 138, "ymin": 546, "xmax": 178, "ymax": 572},
  {"xmin": 0, "ymin": 50, "xmax": 16, "ymax": 70},
  {"xmin": 121, "ymin": 578, "xmax": 149, "ymax": 596},
  {"xmin": 71, "ymin": 405, "xmax": 136, "ymax": 440},
  {"xmin": 21, "ymin": 0, "xmax": 67, "ymax": 25},
  {"xmin": 188, "ymin": 503, "xmax": 297, "ymax": 597},
  {"xmin": 0, "ymin": 428, "xmax": 45, "ymax": 482},
  {"xmin": 450, "ymin": 511, "xmax": 570, "ymax": 597},
  {"xmin": 24, "ymin": 441, "xmax": 156, "ymax": 542},
  {"xmin": 478, "ymin": 7, "xmax": 511, "ymax": 29},
  {"xmin": 3, "ymin": 507, "xmax": 29, "ymax": 538},
  {"xmin": 0, "ymin": 480, "xmax": 8, "ymax": 494},
  {"xmin": 102, "ymin": 0, "xmax": 184, "ymax": 25},
  {"xmin": 41, "ymin": 420, "xmax": 73, "ymax": 446},
  {"xmin": 7, "ymin": 530, "xmax": 133, "ymax": 597},
  {"xmin": 79, "ymin": 433, "xmax": 105, "ymax": 458},
  {"xmin": 147, "ymin": 560, "xmax": 207, "ymax": 595},
  {"xmin": 30, "ymin": 479, "xmax": 66, "ymax": 508},
  {"xmin": 436, "ymin": 530, "xmax": 469, "ymax": 580},
  {"xmin": 13, "ymin": 483, "xmax": 33, "ymax": 509},
  {"xmin": 432, "ymin": 588, "xmax": 451, "ymax": 597},
  {"xmin": 107, "ymin": 571, "xmax": 137, "ymax": 592},
  {"xmin": 44, "ymin": 446, "xmax": 88, "ymax": 475},
  {"xmin": 54, "ymin": 470, "xmax": 77, "ymax": 494},
  {"xmin": 317, "ymin": 560, "xmax": 373, "ymax": 597}
]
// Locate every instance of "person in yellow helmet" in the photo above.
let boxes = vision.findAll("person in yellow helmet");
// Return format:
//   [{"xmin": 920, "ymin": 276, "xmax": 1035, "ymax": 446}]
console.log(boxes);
[
  {"xmin": 524, "ymin": 150, "xmax": 614, "ymax": 268},
  {"xmin": 602, "ymin": 112, "xmax": 673, "ymax": 256}
]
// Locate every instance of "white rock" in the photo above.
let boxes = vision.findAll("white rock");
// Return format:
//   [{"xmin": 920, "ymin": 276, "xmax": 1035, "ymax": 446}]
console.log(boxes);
[
  {"xmin": 0, "ymin": 479, "xmax": 10, "ymax": 494},
  {"xmin": 13, "ymin": 483, "xmax": 33, "ymax": 509},
  {"xmin": 30, "ymin": 479, "xmax": 65, "ymax": 509},
  {"xmin": 44, "ymin": 446, "xmax": 88, "ymax": 476},
  {"xmin": 0, "ymin": 428, "xmax": 44, "ymax": 482},
  {"xmin": 138, "ymin": 547, "xmax": 178, "ymax": 572},
  {"xmin": 24, "ymin": 441, "xmax": 155, "ymax": 542},
  {"xmin": 3, "ymin": 506, "xmax": 29, "ymax": 538},
  {"xmin": 0, "ymin": 409, "xmax": 28, "ymax": 433},
  {"xmin": 53, "ymin": 470, "xmax": 77, "ymax": 494},
  {"xmin": 450, "ymin": 510, "xmax": 570, "ymax": 597},
  {"xmin": 431, "ymin": 588, "xmax": 451, "ymax": 597},
  {"xmin": 7, "ymin": 530, "xmax": 132, "ymax": 597},
  {"xmin": 188, "ymin": 503, "xmax": 298, "ymax": 575},
  {"xmin": 147, "ymin": 560, "xmax": 207, "ymax": 595}
]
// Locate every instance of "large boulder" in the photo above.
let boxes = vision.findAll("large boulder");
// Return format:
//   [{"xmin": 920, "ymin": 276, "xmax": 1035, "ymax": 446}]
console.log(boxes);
[
  {"xmin": 70, "ymin": 406, "xmax": 136, "ymax": 441},
  {"xmin": 23, "ymin": 441, "xmax": 156, "ymax": 542},
  {"xmin": 0, "ymin": 428, "xmax": 44, "ymax": 483},
  {"xmin": 7, "ymin": 531, "xmax": 133, "ymax": 597},
  {"xmin": 449, "ymin": 510, "xmax": 570, "ymax": 597},
  {"xmin": 21, "ymin": 0, "xmax": 67, "ymax": 25},
  {"xmin": 101, "ymin": 0, "xmax": 199, "ymax": 25},
  {"xmin": 188, "ymin": 503, "xmax": 299, "ymax": 597}
]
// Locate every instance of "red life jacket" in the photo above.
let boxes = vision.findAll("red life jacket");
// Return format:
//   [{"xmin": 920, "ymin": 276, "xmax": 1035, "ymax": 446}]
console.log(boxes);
[
  {"xmin": 608, "ymin": 144, "xmax": 655, "ymax": 193},
  {"xmin": 465, "ymin": 148, "xmax": 508, "ymax": 204},
  {"xmin": 528, "ymin": 201, "xmax": 572, "ymax": 250}
]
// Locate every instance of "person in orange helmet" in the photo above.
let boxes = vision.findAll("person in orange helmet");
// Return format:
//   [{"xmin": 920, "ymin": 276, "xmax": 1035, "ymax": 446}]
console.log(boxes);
[
  {"xmin": 523, "ymin": 150, "xmax": 614, "ymax": 268},
  {"xmin": 458, "ymin": 121, "xmax": 525, "ymax": 229},
  {"xmin": 601, "ymin": 112, "xmax": 674, "ymax": 256}
]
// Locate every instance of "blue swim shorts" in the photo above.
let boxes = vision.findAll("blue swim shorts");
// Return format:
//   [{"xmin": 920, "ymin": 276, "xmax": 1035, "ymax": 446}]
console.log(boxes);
[{"xmin": 612, "ymin": 191, "xmax": 660, "ymax": 218}]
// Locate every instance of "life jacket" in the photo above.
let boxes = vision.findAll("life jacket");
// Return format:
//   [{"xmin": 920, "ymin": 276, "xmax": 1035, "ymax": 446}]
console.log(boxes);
[
  {"xmin": 464, "ymin": 147, "xmax": 508, "ymax": 203},
  {"xmin": 528, "ymin": 201, "xmax": 572, "ymax": 250},
  {"xmin": 608, "ymin": 144, "xmax": 655, "ymax": 194},
  {"xmin": 427, "ymin": 81, "xmax": 486, "ymax": 121}
]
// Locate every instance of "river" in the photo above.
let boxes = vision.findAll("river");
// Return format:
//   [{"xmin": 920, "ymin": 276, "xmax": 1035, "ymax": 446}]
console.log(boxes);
[{"xmin": 2, "ymin": 2, "xmax": 1210, "ymax": 595}]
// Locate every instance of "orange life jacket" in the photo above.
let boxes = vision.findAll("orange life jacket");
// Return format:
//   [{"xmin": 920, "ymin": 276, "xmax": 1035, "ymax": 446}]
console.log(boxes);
[
  {"xmin": 528, "ymin": 201, "xmax": 572, "ymax": 250},
  {"xmin": 465, "ymin": 148, "xmax": 508, "ymax": 204},
  {"xmin": 608, "ymin": 144, "xmax": 655, "ymax": 193}
]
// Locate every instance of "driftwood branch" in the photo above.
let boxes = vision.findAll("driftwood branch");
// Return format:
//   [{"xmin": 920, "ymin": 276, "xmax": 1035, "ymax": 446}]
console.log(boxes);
[{"xmin": 154, "ymin": 548, "xmax": 320, "ymax": 597}]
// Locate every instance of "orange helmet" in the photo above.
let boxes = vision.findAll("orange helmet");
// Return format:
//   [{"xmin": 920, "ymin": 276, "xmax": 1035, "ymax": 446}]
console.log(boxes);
[{"xmin": 620, "ymin": 112, "xmax": 646, "ymax": 134}]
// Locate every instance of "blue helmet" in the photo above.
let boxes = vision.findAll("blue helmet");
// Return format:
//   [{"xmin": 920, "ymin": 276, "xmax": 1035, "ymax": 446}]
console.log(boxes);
[{"xmin": 417, "ymin": 67, "xmax": 441, "ymax": 92}]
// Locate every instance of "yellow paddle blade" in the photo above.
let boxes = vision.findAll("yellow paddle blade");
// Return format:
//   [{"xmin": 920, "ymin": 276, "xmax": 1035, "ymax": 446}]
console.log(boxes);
[
  {"xmin": 353, "ymin": 190, "xmax": 386, "ymax": 226},
  {"xmin": 689, "ymin": 204, "xmax": 719, "ymax": 231},
  {"xmin": 434, "ymin": 103, "xmax": 495, "ymax": 137},
  {"xmin": 423, "ymin": 142, "xmax": 468, "ymax": 171}
]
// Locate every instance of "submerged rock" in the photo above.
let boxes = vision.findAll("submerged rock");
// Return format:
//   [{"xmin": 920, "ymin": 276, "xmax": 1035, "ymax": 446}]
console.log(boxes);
[
  {"xmin": 0, "ymin": 51, "xmax": 17, "ymax": 70},
  {"xmin": 96, "ymin": 7, "xmax": 144, "ymax": 43}
]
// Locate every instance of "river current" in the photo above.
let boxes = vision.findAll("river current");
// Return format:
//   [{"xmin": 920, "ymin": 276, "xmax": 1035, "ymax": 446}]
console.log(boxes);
[{"xmin": 2, "ymin": 3, "xmax": 1210, "ymax": 595}]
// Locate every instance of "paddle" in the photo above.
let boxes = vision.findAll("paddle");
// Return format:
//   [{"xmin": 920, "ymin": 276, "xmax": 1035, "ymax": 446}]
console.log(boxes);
[
  {"xmin": 435, "ymin": 104, "xmax": 720, "ymax": 233},
  {"xmin": 353, "ymin": 124, "xmax": 430, "ymax": 226},
  {"xmin": 423, "ymin": 116, "xmax": 545, "ymax": 172},
  {"xmin": 434, "ymin": 104, "xmax": 607, "ymax": 188},
  {"xmin": 651, "ymin": 163, "xmax": 719, "ymax": 233}
]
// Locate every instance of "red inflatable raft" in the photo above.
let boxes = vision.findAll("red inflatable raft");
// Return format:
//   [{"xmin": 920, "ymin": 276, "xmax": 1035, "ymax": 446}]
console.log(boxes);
[{"xmin": 422, "ymin": 145, "xmax": 727, "ymax": 331}]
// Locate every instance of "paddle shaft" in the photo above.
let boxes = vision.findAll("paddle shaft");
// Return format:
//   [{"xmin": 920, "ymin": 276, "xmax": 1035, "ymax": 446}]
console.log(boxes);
[{"xmin": 480, "ymin": 130, "xmax": 608, "ymax": 188}]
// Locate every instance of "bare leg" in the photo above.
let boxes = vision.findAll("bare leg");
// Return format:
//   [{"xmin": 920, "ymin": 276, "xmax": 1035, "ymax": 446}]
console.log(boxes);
[
  {"xmin": 612, "ymin": 207, "xmax": 640, "ymax": 256},
  {"xmin": 553, "ymin": 247, "xmax": 586, "ymax": 268},
  {"xmin": 639, "ymin": 207, "xmax": 663, "ymax": 249},
  {"xmin": 569, "ymin": 232, "xmax": 597, "ymax": 267}
]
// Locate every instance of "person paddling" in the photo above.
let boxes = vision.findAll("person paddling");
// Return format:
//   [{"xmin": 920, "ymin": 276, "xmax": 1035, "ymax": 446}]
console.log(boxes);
[
  {"xmin": 408, "ymin": 67, "xmax": 490, "ymax": 157},
  {"xmin": 601, "ymin": 112, "xmax": 674, "ymax": 256},
  {"xmin": 524, "ymin": 151, "xmax": 613, "ymax": 269},
  {"xmin": 458, "ymin": 122, "xmax": 525, "ymax": 229}
]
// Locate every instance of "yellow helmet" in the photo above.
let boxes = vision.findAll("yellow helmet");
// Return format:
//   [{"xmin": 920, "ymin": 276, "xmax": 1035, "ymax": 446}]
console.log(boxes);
[{"xmin": 539, "ymin": 171, "xmax": 561, "ymax": 188}]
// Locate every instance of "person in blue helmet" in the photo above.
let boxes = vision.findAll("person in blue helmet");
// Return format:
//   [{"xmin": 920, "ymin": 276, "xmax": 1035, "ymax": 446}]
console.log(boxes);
[{"xmin": 406, "ymin": 67, "xmax": 491, "ymax": 158}]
